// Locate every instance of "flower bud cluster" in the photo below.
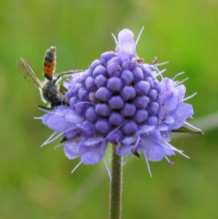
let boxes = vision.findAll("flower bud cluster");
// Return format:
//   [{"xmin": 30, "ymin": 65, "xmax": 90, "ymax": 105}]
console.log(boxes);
[{"xmin": 67, "ymin": 52, "xmax": 161, "ymax": 142}]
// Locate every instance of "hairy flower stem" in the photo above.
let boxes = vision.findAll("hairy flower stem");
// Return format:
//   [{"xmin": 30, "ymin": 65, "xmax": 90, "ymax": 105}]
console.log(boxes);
[{"xmin": 109, "ymin": 145, "xmax": 123, "ymax": 219}]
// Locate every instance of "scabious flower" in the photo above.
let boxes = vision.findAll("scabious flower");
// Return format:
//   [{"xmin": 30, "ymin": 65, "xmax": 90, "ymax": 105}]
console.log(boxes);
[{"xmin": 40, "ymin": 28, "xmax": 199, "ymax": 173}]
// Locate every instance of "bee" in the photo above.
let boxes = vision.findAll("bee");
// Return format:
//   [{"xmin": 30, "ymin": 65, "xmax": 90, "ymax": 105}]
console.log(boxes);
[{"xmin": 18, "ymin": 46, "xmax": 82, "ymax": 109}]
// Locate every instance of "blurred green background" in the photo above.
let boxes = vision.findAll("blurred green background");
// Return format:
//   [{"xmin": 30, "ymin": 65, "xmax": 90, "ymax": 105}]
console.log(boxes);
[{"xmin": 0, "ymin": 0, "xmax": 218, "ymax": 218}]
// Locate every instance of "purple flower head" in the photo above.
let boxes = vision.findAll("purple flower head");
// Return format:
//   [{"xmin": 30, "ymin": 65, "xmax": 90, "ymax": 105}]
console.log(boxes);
[{"xmin": 39, "ymin": 28, "xmax": 200, "ymax": 174}]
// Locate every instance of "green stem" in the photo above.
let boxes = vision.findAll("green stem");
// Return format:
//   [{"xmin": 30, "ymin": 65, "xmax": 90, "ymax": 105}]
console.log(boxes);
[{"xmin": 109, "ymin": 145, "xmax": 123, "ymax": 219}]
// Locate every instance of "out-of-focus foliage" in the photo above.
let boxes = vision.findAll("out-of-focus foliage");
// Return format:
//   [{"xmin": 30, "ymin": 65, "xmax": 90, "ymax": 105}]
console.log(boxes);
[{"xmin": 0, "ymin": 0, "xmax": 218, "ymax": 219}]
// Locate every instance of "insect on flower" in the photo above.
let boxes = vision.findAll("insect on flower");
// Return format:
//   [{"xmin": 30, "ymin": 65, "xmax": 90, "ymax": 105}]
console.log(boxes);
[
  {"xmin": 18, "ymin": 46, "xmax": 82, "ymax": 109},
  {"xmin": 36, "ymin": 29, "xmax": 202, "ymax": 176}
]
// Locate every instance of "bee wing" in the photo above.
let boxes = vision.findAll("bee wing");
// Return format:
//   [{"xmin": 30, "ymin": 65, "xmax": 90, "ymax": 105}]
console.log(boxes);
[{"xmin": 18, "ymin": 58, "xmax": 42, "ymax": 89}]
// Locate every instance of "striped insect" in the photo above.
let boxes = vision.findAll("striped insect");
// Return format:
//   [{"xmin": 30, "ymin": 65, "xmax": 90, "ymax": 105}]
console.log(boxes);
[{"xmin": 18, "ymin": 46, "xmax": 82, "ymax": 109}]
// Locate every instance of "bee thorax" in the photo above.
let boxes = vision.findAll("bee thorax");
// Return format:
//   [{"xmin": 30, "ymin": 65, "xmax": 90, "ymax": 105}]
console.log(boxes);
[{"xmin": 42, "ymin": 81, "xmax": 66, "ymax": 107}]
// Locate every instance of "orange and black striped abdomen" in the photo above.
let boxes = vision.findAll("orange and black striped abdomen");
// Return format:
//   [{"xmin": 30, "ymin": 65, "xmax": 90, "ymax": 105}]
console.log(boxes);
[{"xmin": 43, "ymin": 46, "xmax": 56, "ymax": 80}]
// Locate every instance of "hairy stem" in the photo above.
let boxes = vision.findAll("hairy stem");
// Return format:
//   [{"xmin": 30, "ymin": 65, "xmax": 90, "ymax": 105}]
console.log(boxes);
[{"xmin": 109, "ymin": 145, "xmax": 123, "ymax": 219}]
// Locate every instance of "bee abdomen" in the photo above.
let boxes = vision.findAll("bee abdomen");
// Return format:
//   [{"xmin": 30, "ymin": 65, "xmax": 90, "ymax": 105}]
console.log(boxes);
[{"xmin": 44, "ymin": 46, "xmax": 56, "ymax": 80}]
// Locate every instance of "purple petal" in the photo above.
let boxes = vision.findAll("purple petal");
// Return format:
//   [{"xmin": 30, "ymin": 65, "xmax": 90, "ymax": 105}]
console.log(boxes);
[
  {"xmin": 171, "ymin": 103, "xmax": 193, "ymax": 129},
  {"xmin": 137, "ymin": 125, "xmax": 155, "ymax": 135},
  {"xmin": 41, "ymin": 106, "xmax": 82, "ymax": 133},
  {"xmin": 64, "ymin": 141, "xmax": 79, "ymax": 160},
  {"xmin": 80, "ymin": 143, "xmax": 106, "ymax": 164},
  {"xmin": 77, "ymin": 121, "xmax": 95, "ymax": 137},
  {"xmin": 140, "ymin": 136, "xmax": 176, "ymax": 161},
  {"xmin": 117, "ymin": 135, "xmax": 137, "ymax": 156},
  {"xmin": 83, "ymin": 137, "xmax": 103, "ymax": 147},
  {"xmin": 116, "ymin": 144, "xmax": 133, "ymax": 156},
  {"xmin": 122, "ymin": 136, "xmax": 136, "ymax": 144}
]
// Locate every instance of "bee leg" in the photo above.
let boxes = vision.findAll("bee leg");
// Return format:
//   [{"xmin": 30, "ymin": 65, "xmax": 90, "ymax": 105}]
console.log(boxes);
[{"xmin": 54, "ymin": 70, "xmax": 84, "ymax": 83}]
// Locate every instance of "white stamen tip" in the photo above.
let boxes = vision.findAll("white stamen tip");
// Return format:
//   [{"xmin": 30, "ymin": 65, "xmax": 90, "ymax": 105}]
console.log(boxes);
[
  {"xmin": 33, "ymin": 116, "xmax": 42, "ymax": 120},
  {"xmin": 38, "ymin": 108, "xmax": 50, "ymax": 113},
  {"xmin": 184, "ymin": 122, "xmax": 203, "ymax": 134},
  {"xmin": 155, "ymin": 61, "xmax": 169, "ymax": 67},
  {"xmin": 165, "ymin": 142, "xmax": 190, "ymax": 160},
  {"xmin": 145, "ymin": 156, "xmax": 152, "ymax": 177},
  {"xmin": 112, "ymin": 33, "xmax": 118, "ymax": 44},
  {"xmin": 103, "ymin": 159, "xmax": 112, "ymax": 181},
  {"xmin": 177, "ymin": 77, "xmax": 189, "ymax": 85},
  {"xmin": 179, "ymin": 151, "xmax": 190, "ymax": 159},
  {"xmin": 184, "ymin": 92, "xmax": 198, "ymax": 101},
  {"xmin": 136, "ymin": 26, "xmax": 144, "ymax": 45},
  {"xmin": 40, "ymin": 132, "xmax": 56, "ymax": 147},
  {"xmin": 71, "ymin": 161, "xmax": 82, "ymax": 175},
  {"xmin": 40, "ymin": 131, "xmax": 64, "ymax": 147},
  {"xmin": 173, "ymin": 71, "xmax": 185, "ymax": 80},
  {"xmin": 165, "ymin": 156, "xmax": 174, "ymax": 165},
  {"xmin": 155, "ymin": 68, "xmax": 167, "ymax": 78}
]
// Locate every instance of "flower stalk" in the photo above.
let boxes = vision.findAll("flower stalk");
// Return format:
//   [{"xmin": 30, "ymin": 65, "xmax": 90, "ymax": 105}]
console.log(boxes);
[{"xmin": 109, "ymin": 145, "xmax": 123, "ymax": 219}]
